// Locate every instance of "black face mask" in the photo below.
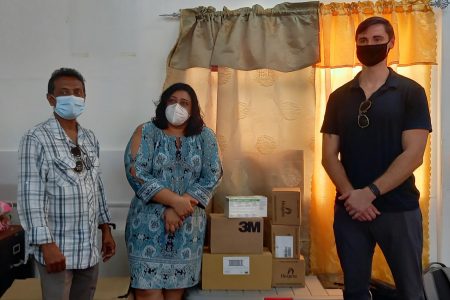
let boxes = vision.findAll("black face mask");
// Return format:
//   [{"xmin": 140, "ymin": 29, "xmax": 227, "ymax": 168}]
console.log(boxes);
[{"xmin": 356, "ymin": 42, "xmax": 390, "ymax": 67}]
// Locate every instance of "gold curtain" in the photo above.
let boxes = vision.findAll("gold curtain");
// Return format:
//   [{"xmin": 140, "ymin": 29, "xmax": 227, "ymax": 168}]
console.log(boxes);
[
  {"xmin": 167, "ymin": 2, "xmax": 320, "ymax": 72},
  {"xmin": 311, "ymin": 0, "xmax": 436, "ymax": 284},
  {"xmin": 166, "ymin": 66, "xmax": 317, "ymax": 263}
]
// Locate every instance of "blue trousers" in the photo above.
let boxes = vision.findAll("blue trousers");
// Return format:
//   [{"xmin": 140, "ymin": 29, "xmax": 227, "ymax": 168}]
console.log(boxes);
[{"xmin": 333, "ymin": 205, "xmax": 424, "ymax": 300}]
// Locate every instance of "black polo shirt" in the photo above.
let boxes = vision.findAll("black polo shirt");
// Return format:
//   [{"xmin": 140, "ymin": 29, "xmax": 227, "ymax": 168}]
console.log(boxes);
[{"xmin": 321, "ymin": 68, "xmax": 432, "ymax": 212}]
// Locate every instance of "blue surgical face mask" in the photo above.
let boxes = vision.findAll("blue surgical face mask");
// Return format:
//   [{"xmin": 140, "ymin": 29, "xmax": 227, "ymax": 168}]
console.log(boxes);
[{"xmin": 54, "ymin": 95, "xmax": 85, "ymax": 120}]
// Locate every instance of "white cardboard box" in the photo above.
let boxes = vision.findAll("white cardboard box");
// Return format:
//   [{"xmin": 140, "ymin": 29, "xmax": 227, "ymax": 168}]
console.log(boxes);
[{"xmin": 224, "ymin": 195, "xmax": 268, "ymax": 218}]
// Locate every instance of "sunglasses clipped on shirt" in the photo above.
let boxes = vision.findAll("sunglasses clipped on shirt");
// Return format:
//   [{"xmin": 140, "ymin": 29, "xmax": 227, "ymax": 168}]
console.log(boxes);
[
  {"xmin": 358, "ymin": 99, "xmax": 372, "ymax": 128},
  {"xmin": 70, "ymin": 145, "xmax": 92, "ymax": 173}
]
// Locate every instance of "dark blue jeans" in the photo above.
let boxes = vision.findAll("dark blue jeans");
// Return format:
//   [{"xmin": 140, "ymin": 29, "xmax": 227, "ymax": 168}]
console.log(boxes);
[{"xmin": 333, "ymin": 205, "xmax": 424, "ymax": 300}]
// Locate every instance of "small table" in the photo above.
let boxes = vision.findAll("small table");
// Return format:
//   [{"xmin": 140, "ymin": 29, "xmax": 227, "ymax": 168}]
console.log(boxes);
[{"xmin": 0, "ymin": 225, "xmax": 32, "ymax": 297}]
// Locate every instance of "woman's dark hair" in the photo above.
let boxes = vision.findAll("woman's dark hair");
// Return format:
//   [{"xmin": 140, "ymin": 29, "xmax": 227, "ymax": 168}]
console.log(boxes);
[
  {"xmin": 152, "ymin": 83, "xmax": 205, "ymax": 137},
  {"xmin": 355, "ymin": 17, "xmax": 395, "ymax": 41}
]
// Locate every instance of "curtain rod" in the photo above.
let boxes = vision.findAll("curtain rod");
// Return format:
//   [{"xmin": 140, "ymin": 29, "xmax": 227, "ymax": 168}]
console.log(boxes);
[
  {"xmin": 159, "ymin": 13, "xmax": 180, "ymax": 17},
  {"xmin": 159, "ymin": 0, "xmax": 448, "ymax": 15}
]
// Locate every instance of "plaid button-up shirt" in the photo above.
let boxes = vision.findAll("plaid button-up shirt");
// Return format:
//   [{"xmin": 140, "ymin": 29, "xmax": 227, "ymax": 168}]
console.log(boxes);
[{"xmin": 17, "ymin": 115, "xmax": 111, "ymax": 269}]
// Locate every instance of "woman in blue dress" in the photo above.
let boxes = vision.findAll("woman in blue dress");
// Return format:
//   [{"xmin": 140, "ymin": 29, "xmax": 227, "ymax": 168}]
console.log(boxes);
[{"xmin": 124, "ymin": 83, "xmax": 222, "ymax": 300}]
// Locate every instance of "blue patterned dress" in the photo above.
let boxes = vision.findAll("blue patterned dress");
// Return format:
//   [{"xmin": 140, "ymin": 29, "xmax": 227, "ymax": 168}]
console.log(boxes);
[{"xmin": 124, "ymin": 122, "xmax": 222, "ymax": 289}]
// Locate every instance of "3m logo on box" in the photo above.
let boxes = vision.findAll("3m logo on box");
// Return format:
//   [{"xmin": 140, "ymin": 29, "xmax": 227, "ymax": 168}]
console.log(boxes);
[
  {"xmin": 239, "ymin": 221, "xmax": 261, "ymax": 233},
  {"xmin": 209, "ymin": 214, "xmax": 264, "ymax": 254}
]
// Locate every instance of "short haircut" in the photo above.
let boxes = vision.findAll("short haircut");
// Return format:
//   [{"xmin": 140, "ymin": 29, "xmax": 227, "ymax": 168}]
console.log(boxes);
[
  {"xmin": 47, "ymin": 67, "xmax": 85, "ymax": 94},
  {"xmin": 153, "ymin": 83, "xmax": 205, "ymax": 137},
  {"xmin": 355, "ymin": 17, "xmax": 395, "ymax": 41}
]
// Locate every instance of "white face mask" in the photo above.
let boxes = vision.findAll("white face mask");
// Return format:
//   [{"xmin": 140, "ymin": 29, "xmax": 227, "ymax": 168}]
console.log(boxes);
[{"xmin": 165, "ymin": 103, "xmax": 190, "ymax": 126}]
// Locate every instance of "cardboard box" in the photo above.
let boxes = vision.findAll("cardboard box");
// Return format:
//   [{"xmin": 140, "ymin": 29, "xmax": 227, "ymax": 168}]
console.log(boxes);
[
  {"xmin": 265, "ymin": 221, "xmax": 300, "ymax": 259},
  {"xmin": 209, "ymin": 214, "xmax": 263, "ymax": 254},
  {"xmin": 272, "ymin": 256, "xmax": 305, "ymax": 287},
  {"xmin": 202, "ymin": 249, "xmax": 272, "ymax": 290},
  {"xmin": 224, "ymin": 195, "xmax": 267, "ymax": 218},
  {"xmin": 270, "ymin": 187, "xmax": 301, "ymax": 225}
]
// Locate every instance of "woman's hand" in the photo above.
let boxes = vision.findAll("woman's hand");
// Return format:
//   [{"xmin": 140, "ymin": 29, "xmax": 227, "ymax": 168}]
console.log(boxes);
[
  {"xmin": 170, "ymin": 195, "xmax": 194, "ymax": 218},
  {"xmin": 163, "ymin": 207, "xmax": 183, "ymax": 233},
  {"xmin": 182, "ymin": 193, "xmax": 199, "ymax": 208}
]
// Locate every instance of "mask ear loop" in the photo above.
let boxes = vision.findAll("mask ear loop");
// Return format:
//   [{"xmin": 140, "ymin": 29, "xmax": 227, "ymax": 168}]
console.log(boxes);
[{"xmin": 386, "ymin": 38, "xmax": 395, "ymax": 55}]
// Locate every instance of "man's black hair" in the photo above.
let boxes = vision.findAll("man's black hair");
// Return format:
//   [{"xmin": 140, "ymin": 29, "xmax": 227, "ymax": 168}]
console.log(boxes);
[{"xmin": 47, "ymin": 67, "xmax": 86, "ymax": 94}]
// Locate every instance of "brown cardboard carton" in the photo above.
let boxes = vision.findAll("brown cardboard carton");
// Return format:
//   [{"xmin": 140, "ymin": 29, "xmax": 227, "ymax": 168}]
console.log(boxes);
[
  {"xmin": 265, "ymin": 221, "xmax": 300, "ymax": 259},
  {"xmin": 201, "ymin": 249, "xmax": 272, "ymax": 290},
  {"xmin": 209, "ymin": 213, "xmax": 263, "ymax": 254},
  {"xmin": 270, "ymin": 187, "xmax": 301, "ymax": 225},
  {"xmin": 272, "ymin": 255, "xmax": 305, "ymax": 287}
]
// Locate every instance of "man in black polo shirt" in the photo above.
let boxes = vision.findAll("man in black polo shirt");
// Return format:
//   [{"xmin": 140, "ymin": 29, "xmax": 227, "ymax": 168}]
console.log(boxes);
[{"xmin": 321, "ymin": 17, "xmax": 431, "ymax": 300}]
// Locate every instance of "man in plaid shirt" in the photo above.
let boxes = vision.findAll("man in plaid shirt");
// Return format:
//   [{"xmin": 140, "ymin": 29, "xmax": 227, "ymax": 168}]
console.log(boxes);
[{"xmin": 17, "ymin": 68, "xmax": 115, "ymax": 300}]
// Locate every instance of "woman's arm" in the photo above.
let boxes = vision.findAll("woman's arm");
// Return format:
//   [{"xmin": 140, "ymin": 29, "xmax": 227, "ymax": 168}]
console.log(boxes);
[
  {"xmin": 124, "ymin": 123, "xmax": 193, "ymax": 216},
  {"xmin": 185, "ymin": 127, "xmax": 223, "ymax": 208}
]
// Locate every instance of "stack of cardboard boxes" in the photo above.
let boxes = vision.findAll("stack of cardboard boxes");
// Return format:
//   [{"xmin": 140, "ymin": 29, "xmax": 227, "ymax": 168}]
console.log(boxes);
[
  {"xmin": 201, "ymin": 196, "xmax": 272, "ymax": 290},
  {"xmin": 202, "ymin": 189, "xmax": 305, "ymax": 290},
  {"xmin": 266, "ymin": 187, "xmax": 305, "ymax": 287}
]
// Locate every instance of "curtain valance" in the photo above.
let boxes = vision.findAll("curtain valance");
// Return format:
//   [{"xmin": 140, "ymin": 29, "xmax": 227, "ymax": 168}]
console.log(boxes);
[{"xmin": 167, "ymin": 2, "xmax": 320, "ymax": 72}]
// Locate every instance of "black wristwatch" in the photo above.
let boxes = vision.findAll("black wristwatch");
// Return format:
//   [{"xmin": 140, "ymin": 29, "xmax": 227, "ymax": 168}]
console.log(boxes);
[{"xmin": 367, "ymin": 183, "xmax": 381, "ymax": 198}]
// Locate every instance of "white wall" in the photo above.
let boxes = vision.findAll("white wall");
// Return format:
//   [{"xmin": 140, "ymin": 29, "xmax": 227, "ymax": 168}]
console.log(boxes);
[
  {"xmin": 438, "ymin": 9, "xmax": 450, "ymax": 266},
  {"xmin": 1, "ymin": 0, "xmax": 449, "ymax": 276}
]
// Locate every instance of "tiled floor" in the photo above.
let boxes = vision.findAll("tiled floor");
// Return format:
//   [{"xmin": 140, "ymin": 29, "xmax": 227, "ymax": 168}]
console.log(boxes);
[
  {"xmin": 2, "ymin": 278, "xmax": 130, "ymax": 300},
  {"xmin": 186, "ymin": 276, "xmax": 343, "ymax": 300},
  {"xmin": 2, "ymin": 276, "xmax": 343, "ymax": 300}
]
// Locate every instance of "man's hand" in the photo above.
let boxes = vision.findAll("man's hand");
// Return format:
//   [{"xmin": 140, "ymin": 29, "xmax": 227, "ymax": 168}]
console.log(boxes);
[
  {"xmin": 100, "ymin": 224, "xmax": 116, "ymax": 262},
  {"xmin": 40, "ymin": 243, "xmax": 66, "ymax": 273},
  {"xmin": 354, "ymin": 204, "xmax": 381, "ymax": 222},
  {"xmin": 163, "ymin": 207, "xmax": 184, "ymax": 233},
  {"xmin": 340, "ymin": 188, "xmax": 380, "ymax": 221}
]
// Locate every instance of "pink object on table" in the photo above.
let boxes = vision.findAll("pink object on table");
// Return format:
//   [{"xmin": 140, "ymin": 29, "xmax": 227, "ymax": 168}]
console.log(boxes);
[
  {"xmin": 0, "ymin": 201, "xmax": 12, "ymax": 232},
  {"xmin": 0, "ymin": 201, "xmax": 12, "ymax": 215}
]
